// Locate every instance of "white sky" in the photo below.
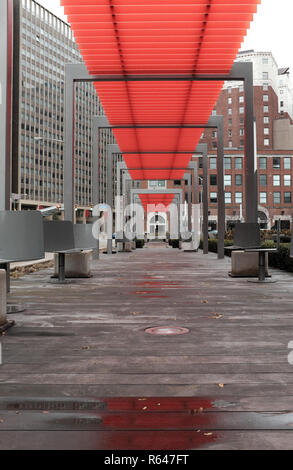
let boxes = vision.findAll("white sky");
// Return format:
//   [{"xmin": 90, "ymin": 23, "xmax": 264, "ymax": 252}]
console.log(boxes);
[{"xmin": 37, "ymin": 0, "xmax": 293, "ymax": 75}]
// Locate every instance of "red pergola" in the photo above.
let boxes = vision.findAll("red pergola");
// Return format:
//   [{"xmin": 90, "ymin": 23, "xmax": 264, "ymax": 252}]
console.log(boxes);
[{"xmin": 61, "ymin": 0, "xmax": 260, "ymax": 208}]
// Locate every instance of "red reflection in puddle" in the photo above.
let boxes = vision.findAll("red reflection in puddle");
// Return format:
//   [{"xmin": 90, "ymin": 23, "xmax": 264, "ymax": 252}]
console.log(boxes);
[
  {"xmin": 93, "ymin": 398, "xmax": 218, "ymax": 450},
  {"xmin": 132, "ymin": 290, "xmax": 169, "ymax": 299}
]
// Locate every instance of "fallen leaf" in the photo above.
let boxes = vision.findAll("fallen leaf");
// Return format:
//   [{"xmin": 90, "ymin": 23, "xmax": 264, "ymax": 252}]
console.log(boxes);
[
  {"xmin": 138, "ymin": 398, "xmax": 147, "ymax": 401},
  {"xmin": 142, "ymin": 406, "xmax": 148, "ymax": 411},
  {"xmin": 213, "ymin": 313, "xmax": 223, "ymax": 320},
  {"xmin": 0, "ymin": 419, "xmax": 4, "ymax": 423},
  {"xmin": 82, "ymin": 346, "xmax": 91, "ymax": 350},
  {"xmin": 201, "ymin": 300, "xmax": 209, "ymax": 304},
  {"xmin": 204, "ymin": 432, "xmax": 213, "ymax": 436},
  {"xmin": 218, "ymin": 384, "xmax": 225, "ymax": 388}
]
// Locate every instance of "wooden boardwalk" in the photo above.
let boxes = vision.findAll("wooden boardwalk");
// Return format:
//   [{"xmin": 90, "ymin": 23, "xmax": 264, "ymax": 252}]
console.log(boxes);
[{"xmin": 1, "ymin": 242, "xmax": 293, "ymax": 450}]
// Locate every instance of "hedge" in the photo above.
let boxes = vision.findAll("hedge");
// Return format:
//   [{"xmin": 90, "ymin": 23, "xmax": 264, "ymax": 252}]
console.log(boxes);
[{"xmin": 199, "ymin": 238, "xmax": 293, "ymax": 273}]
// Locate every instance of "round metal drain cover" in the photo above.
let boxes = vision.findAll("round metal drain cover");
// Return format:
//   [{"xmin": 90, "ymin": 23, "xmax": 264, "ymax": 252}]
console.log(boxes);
[{"xmin": 145, "ymin": 326, "xmax": 189, "ymax": 336}]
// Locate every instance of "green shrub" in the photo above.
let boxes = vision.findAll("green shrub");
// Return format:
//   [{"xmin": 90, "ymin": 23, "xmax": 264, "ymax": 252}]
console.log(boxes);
[{"xmin": 267, "ymin": 243, "xmax": 293, "ymax": 272}]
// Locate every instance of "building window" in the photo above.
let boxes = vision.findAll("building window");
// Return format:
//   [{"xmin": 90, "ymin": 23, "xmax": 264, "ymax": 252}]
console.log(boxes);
[
  {"xmin": 284, "ymin": 157, "xmax": 291, "ymax": 170},
  {"xmin": 240, "ymin": 129, "xmax": 244, "ymax": 136},
  {"xmin": 212, "ymin": 131, "xmax": 217, "ymax": 138},
  {"xmin": 228, "ymin": 129, "xmax": 232, "ymax": 137},
  {"xmin": 210, "ymin": 192, "xmax": 218, "ymax": 203},
  {"xmin": 235, "ymin": 174, "xmax": 242, "ymax": 186},
  {"xmin": 259, "ymin": 157, "xmax": 267, "ymax": 170},
  {"xmin": 235, "ymin": 157, "xmax": 243, "ymax": 169},
  {"xmin": 225, "ymin": 192, "xmax": 232, "ymax": 204},
  {"xmin": 239, "ymin": 107, "xmax": 244, "ymax": 114},
  {"xmin": 239, "ymin": 96, "xmax": 244, "ymax": 103},
  {"xmin": 174, "ymin": 180, "xmax": 181, "ymax": 186},
  {"xmin": 224, "ymin": 157, "xmax": 231, "ymax": 169},
  {"xmin": 280, "ymin": 101, "xmax": 284, "ymax": 108},
  {"xmin": 228, "ymin": 141, "xmax": 233, "ymax": 148},
  {"xmin": 228, "ymin": 87, "xmax": 232, "ymax": 94},
  {"xmin": 149, "ymin": 180, "xmax": 166, "ymax": 189},
  {"xmin": 260, "ymin": 192, "xmax": 267, "ymax": 204},
  {"xmin": 210, "ymin": 157, "xmax": 217, "ymax": 170},
  {"xmin": 274, "ymin": 192, "xmax": 281, "ymax": 204},
  {"xmin": 224, "ymin": 175, "xmax": 231, "ymax": 186},
  {"xmin": 199, "ymin": 157, "xmax": 203, "ymax": 169},
  {"xmin": 212, "ymin": 110, "xmax": 217, "ymax": 116},
  {"xmin": 263, "ymin": 84, "xmax": 269, "ymax": 91},
  {"xmin": 263, "ymin": 106, "xmax": 269, "ymax": 113},
  {"xmin": 264, "ymin": 128, "xmax": 269, "ymax": 135},
  {"xmin": 240, "ymin": 139, "xmax": 244, "ymax": 148},
  {"xmin": 263, "ymin": 95, "xmax": 269, "ymax": 102},
  {"xmin": 210, "ymin": 174, "xmax": 217, "ymax": 186},
  {"xmin": 263, "ymin": 72, "xmax": 269, "ymax": 80},
  {"xmin": 239, "ymin": 85, "xmax": 244, "ymax": 93},
  {"xmin": 284, "ymin": 192, "xmax": 292, "ymax": 203},
  {"xmin": 273, "ymin": 157, "xmax": 281, "ymax": 169},
  {"xmin": 212, "ymin": 141, "xmax": 217, "ymax": 149},
  {"xmin": 228, "ymin": 108, "xmax": 232, "ymax": 115},
  {"xmin": 273, "ymin": 175, "xmax": 280, "ymax": 186},
  {"xmin": 264, "ymin": 139, "xmax": 269, "ymax": 146},
  {"xmin": 228, "ymin": 97, "xmax": 232, "ymax": 104},
  {"xmin": 284, "ymin": 175, "xmax": 291, "ymax": 186},
  {"xmin": 262, "ymin": 58, "xmax": 269, "ymax": 64},
  {"xmin": 228, "ymin": 119, "xmax": 232, "ymax": 126},
  {"xmin": 259, "ymin": 174, "xmax": 267, "ymax": 186},
  {"xmin": 264, "ymin": 117, "xmax": 269, "ymax": 124},
  {"xmin": 235, "ymin": 192, "xmax": 242, "ymax": 204}
]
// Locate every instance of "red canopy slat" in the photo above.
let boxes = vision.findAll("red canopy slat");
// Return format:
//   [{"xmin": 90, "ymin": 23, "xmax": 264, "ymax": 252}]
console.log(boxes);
[{"xmin": 61, "ymin": 0, "xmax": 260, "ymax": 207}]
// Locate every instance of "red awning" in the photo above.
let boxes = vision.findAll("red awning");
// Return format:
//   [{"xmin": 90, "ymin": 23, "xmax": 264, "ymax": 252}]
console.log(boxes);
[{"xmin": 61, "ymin": 0, "xmax": 260, "ymax": 205}]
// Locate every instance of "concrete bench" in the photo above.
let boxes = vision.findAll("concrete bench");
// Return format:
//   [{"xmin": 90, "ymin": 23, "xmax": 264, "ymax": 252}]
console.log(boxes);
[
  {"xmin": 0, "ymin": 211, "xmax": 45, "ymax": 327},
  {"xmin": 44, "ymin": 221, "xmax": 97, "ymax": 283}
]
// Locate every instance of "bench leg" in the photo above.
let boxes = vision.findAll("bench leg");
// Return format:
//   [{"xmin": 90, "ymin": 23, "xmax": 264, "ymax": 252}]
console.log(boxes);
[
  {"xmin": 58, "ymin": 253, "xmax": 65, "ymax": 283},
  {"xmin": 248, "ymin": 251, "xmax": 277, "ymax": 284},
  {"xmin": 259, "ymin": 251, "xmax": 266, "ymax": 282}
]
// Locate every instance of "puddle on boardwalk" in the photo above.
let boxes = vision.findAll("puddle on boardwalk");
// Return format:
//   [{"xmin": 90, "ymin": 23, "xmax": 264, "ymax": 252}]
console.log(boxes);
[{"xmin": 1, "ymin": 397, "xmax": 293, "ymax": 449}]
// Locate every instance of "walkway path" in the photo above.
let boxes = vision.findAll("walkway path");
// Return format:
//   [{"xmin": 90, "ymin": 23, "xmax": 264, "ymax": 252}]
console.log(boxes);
[{"xmin": 1, "ymin": 243, "xmax": 293, "ymax": 450}]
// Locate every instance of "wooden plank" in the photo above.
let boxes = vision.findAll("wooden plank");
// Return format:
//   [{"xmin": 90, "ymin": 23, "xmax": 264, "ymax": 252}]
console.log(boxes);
[
  {"xmin": 1, "ymin": 372, "xmax": 293, "ymax": 385},
  {"xmin": 1, "ymin": 410, "xmax": 293, "ymax": 432},
  {"xmin": 0, "ymin": 430, "xmax": 293, "ymax": 450}
]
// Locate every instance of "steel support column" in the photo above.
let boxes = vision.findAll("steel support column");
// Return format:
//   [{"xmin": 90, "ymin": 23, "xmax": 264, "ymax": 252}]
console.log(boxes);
[
  {"xmin": 106, "ymin": 144, "xmax": 120, "ymax": 254},
  {"xmin": 197, "ymin": 144, "xmax": 209, "ymax": 255},
  {"xmin": 0, "ymin": 1, "xmax": 13, "ymax": 294},
  {"xmin": 210, "ymin": 116, "xmax": 225, "ymax": 259},
  {"xmin": 0, "ymin": 0, "xmax": 13, "ymax": 212}
]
